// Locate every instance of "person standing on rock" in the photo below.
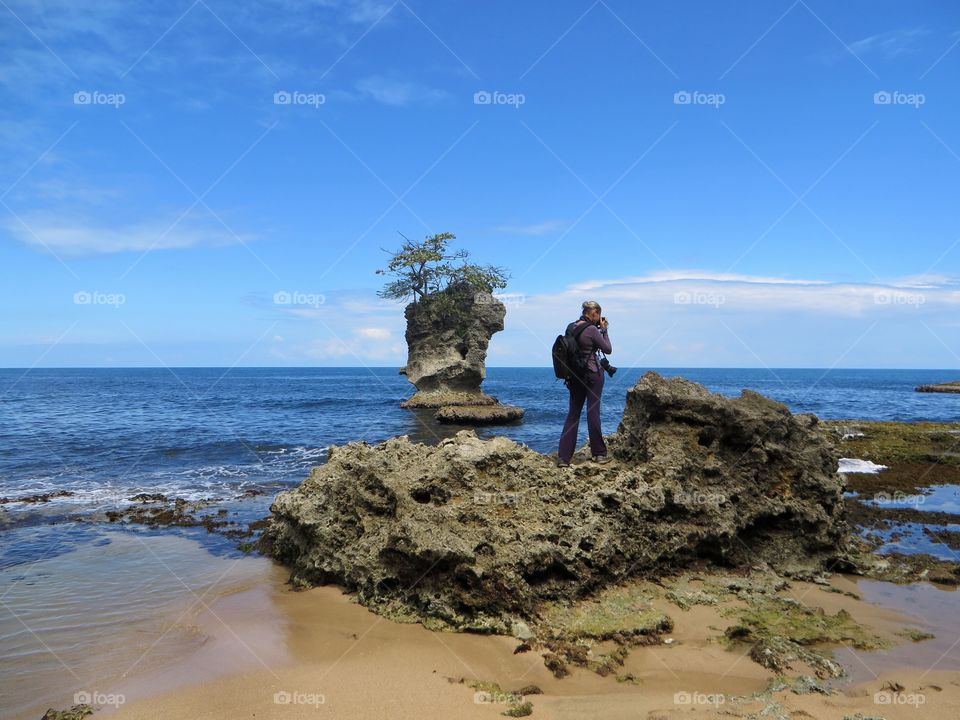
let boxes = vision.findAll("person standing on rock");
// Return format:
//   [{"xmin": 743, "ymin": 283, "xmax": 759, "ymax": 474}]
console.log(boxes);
[{"xmin": 557, "ymin": 300, "xmax": 612, "ymax": 467}]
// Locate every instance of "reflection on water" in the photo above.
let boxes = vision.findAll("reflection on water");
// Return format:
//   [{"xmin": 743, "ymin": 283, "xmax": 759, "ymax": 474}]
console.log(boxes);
[
  {"xmin": 838, "ymin": 579, "xmax": 960, "ymax": 684},
  {"xmin": 0, "ymin": 526, "xmax": 272, "ymax": 720}
]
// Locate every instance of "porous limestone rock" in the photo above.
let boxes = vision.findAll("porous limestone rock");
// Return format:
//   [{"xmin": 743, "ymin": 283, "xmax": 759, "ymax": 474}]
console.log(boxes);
[
  {"xmin": 399, "ymin": 283, "xmax": 504, "ymax": 408},
  {"xmin": 263, "ymin": 371, "xmax": 847, "ymax": 632}
]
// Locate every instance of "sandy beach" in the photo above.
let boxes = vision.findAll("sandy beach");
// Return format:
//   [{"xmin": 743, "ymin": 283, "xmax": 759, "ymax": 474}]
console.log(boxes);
[{"xmin": 15, "ymin": 546, "xmax": 953, "ymax": 720}]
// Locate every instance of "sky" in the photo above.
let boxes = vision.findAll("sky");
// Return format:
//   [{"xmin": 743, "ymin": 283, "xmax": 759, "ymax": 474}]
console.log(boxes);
[{"xmin": 1, "ymin": 0, "xmax": 959, "ymax": 369}]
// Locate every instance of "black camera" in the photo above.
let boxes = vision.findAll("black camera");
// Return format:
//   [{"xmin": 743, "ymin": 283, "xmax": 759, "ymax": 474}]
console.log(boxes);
[{"xmin": 599, "ymin": 355, "xmax": 617, "ymax": 377}]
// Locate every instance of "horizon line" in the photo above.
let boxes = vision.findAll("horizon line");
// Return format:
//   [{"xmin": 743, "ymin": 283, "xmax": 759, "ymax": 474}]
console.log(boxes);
[{"xmin": 0, "ymin": 366, "xmax": 957, "ymax": 372}]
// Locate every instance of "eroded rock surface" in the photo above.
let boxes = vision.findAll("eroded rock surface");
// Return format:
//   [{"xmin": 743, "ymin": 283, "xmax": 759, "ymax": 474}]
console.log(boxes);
[
  {"xmin": 263, "ymin": 371, "xmax": 847, "ymax": 632},
  {"xmin": 400, "ymin": 284, "xmax": 505, "ymax": 408}
]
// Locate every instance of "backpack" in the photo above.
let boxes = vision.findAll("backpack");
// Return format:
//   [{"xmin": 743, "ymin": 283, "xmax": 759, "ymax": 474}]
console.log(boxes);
[{"xmin": 552, "ymin": 321, "xmax": 590, "ymax": 383}]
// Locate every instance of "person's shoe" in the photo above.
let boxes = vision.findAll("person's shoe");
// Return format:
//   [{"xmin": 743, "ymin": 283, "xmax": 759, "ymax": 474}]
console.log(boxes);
[
  {"xmin": 556, "ymin": 458, "xmax": 571, "ymax": 468},
  {"xmin": 592, "ymin": 454, "xmax": 611, "ymax": 464}
]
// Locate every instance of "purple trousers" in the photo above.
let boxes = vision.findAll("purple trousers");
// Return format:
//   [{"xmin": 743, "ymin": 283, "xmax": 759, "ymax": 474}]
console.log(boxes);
[{"xmin": 558, "ymin": 367, "xmax": 607, "ymax": 462}]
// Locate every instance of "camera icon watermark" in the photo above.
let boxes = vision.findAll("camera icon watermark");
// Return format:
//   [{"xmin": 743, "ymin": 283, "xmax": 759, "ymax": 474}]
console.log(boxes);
[
  {"xmin": 873, "ymin": 289, "xmax": 925, "ymax": 307},
  {"xmin": 673, "ymin": 90, "xmax": 725, "ymax": 108},
  {"xmin": 492, "ymin": 292, "xmax": 526, "ymax": 307},
  {"xmin": 874, "ymin": 690, "xmax": 926, "ymax": 707},
  {"xmin": 74, "ymin": 90, "xmax": 126, "ymax": 108},
  {"xmin": 273, "ymin": 690, "xmax": 325, "ymax": 707},
  {"xmin": 673, "ymin": 489, "xmax": 727, "ymax": 506},
  {"xmin": 674, "ymin": 690, "xmax": 725, "ymax": 706},
  {"xmin": 474, "ymin": 490, "xmax": 525, "ymax": 506},
  {"xmin": 873, "ymin": 90, "xmax": 925, "ymax": 108},
  {"xmin": 273, "ymin": 290, "xmax": 326, "ymax": 308},
  {"xmin": 674, "ymin": 290, "xmax": 725, "ymax": 308},
  {"xmin": 874, "ymin": 491, "xmax": 926, "ymax": 507},
  {"xmin": 474, "ymin": 690, "xmax": 523, "ymax": 705},
  {"xmin": 274, "ymin": 90, "xmax": 326, "ymax": 108},
  {"xmin": 473, "ymin": 90, "xmax": 526, "ymax": 108},
  {"xmin": 74, "ymin": 690, "xmax": 125, "ymax": 708},
  {"xmin": 74, "ymin": 290, "xmax": 126, "ymax": 307}
]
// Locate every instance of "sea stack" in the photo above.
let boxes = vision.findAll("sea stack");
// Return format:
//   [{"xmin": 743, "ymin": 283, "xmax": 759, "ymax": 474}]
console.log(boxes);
[{"xmin": 399, "ymin": 280, "xmax": 524, "ymax": 424}]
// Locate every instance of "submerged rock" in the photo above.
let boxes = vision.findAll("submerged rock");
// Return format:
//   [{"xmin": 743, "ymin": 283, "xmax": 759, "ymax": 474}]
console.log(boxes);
[
  {"xmin": 435, "ymin": 402, "xmax": 525, "ymax": 425},
  {"xmin": 263, "ymin": 371, "xmax": 847, "ymax": 631},
  {"xmin": 916, "ymin": 381, "xmax": 960, "ymax": 394}
]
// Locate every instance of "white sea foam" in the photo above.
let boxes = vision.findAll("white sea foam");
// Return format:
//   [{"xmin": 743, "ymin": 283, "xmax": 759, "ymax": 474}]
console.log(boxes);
[
  {"xmin": 838, "ymin": 457, "xmax": 888, "ymax": 474},
  {"xmin": 1, "ymin": 446, "xmax": 327, "ymax": 510}
]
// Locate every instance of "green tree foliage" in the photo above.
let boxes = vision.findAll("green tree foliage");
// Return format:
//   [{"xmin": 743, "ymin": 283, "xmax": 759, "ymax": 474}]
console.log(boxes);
[{"xmin": 376, "ymin": 232, "xmax": 509, "ymax": 304}]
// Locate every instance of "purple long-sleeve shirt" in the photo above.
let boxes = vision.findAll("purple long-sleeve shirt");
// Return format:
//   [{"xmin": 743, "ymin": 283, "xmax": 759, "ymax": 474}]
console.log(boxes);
[{"xmin": 569, "ymin": 319, "xmax": 612, "ymax": 373}]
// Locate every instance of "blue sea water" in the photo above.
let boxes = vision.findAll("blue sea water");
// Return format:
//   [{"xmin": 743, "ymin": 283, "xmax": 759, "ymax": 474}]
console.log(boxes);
[{"xmin": 2, "ymin": 367, "xmax": 959, "ymax": 561}]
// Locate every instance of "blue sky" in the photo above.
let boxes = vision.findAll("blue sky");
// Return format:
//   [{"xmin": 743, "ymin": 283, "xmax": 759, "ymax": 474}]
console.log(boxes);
[{"xmin": 1, "ymin": 0, "xmax": 959, "ymax": 368}]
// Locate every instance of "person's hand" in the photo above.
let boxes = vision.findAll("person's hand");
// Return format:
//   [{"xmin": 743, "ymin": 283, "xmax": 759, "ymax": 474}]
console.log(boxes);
[{"xmin": 600, "ymin": 317, "xmax": 609, "ymax": 331}]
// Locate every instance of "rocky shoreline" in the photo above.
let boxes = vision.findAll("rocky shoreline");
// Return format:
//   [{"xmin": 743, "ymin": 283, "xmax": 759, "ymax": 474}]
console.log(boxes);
[
  {"xmin": 916, "ymin": 380, "xmax": 960, "ymax": 393},
  {"xmin": 255, "ymin": 370, "xmax": 960, "ymax": 692}
]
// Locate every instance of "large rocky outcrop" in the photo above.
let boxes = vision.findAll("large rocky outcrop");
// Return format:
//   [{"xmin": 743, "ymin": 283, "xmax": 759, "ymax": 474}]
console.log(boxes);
[
  {"xmin": 263, "ymin": 371, "xmax": 847, "ymax": 632},
  {"xmin": 399, "ymin": 282, "xmax": 523, "ymax": 423}
]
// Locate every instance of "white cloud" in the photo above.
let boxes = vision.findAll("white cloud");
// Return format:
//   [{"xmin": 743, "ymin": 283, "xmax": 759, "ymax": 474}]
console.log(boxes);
[
  {"xmin": 5, "ymin": 214, "xmax": 248, "ymax": 255},
  {"xmin": 355, "ymin": 327, "xmax": 391, "ymax": 339},
  {"xmin": 249, "ymin": 271, "xmax": 960, "ymax": 367},
  {"xmin": 849, "ymin": 28, "xmax": 930, "ymax": 58},
  {"xmin": 522, "ymin": 271, "xmax": 960, "ymax": 318}
]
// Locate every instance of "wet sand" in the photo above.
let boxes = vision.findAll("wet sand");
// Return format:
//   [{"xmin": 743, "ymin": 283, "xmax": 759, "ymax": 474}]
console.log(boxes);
[{"xmin": 93, "ymin": 563, "xmax": 960, "ymax": 720}]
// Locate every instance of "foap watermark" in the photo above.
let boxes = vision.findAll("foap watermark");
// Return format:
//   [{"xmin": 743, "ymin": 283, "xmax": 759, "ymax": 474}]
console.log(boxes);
[
  {"xmin": 273, "ymin": 290, "xmax": 326, "ymax": 308},
  {"xmin": 474, "ymin": 490, "xmax": 525, "ymax": 506},
  {"xmin": 674, "ymin": 290, "xmax": 725, "ymax": 308},
  {"xmin": 474, "ymin": 90, "xmax": 526, "ymax": 108},
  {"xmin": 874, "ymin": 491, "xmax": 926, "ymax": 507},
  {"xmin": 874, "ymin": 690, "xmax": 926, "ymax": 707},
  {"xmin": 674, "ymin": 90, "xmax": 725, "ymax": 108},
  {"xmin": 673, "ymin": 691, "xmax": 725, "ymax": 707},
  {"xmin": 493, "ymin": 292, "xmax": 526, "ymax": 307},
  {"xmin": 474, "ymin": 689, "xmax": 524, "ymax": 705},
  {"xmin": 274, "ymin": 90, "xmax": 326, "ymax": 108},
  {"xmin": 74, "ymin": 290, "xmax": 125, "ymax": 307},
  {"xmin": 673, "ymin": 489, "xmax": 727, "ymax": 506},
  {"xmin": 273, "ymin": 690, "xmax": 325, "ymax": 707},
  {"xmin": 873, "ymin": 289, "xmax": 925, "ymax": 307},
  {"xmin": 874, "ymin": 90, "xmax": 925, "ymax": 108},
  {"xmin": 74, "ymin": 690, "xmax": 125, "ymax": 708},
  {"xmin": 74, "ymin": 90, "xmax": 125, "ymax": 108}
]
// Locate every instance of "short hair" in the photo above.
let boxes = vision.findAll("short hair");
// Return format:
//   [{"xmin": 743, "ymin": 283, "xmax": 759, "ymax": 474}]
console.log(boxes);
[{"xmin": 582, "ymin": 300, "xmax": 601, "ymax": 314}]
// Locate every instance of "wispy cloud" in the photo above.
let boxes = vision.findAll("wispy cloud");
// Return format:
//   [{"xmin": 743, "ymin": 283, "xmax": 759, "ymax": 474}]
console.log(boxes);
[
  {"xmin": 816, "ymin": 27, "xmax": 931, "ymax": 65},
  {"xmin": 5, "ymin": 213, "xmax": 248, "ymax": 255},
  {"xmin": 352, "ymin": 74, "xmax": 448, "ymax": 106},
  {"xmin": 311, "ymin": 0, "xmax": 396, "ymax": 24},
  {"xmin": 494, "ymin": 219, "xmax": 568, "ymax": 236},
  {"xmin": 849, "ymin": 28, "xmax": 930, "ymax": 58}
]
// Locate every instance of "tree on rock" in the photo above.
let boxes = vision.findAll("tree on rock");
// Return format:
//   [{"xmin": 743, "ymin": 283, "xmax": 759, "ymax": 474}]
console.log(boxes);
[
  {"xmin": 376, "ymin": 232, "xmax": 517, "ymax": 415},
  {"xmin": 376, "ymin": 232, "xmax": 509, "ymax": 304}
]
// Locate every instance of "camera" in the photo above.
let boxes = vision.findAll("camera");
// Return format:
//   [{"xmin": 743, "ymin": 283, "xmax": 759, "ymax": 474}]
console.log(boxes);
[{"xmin": 599, "ymin": 355, "xmax": 617, "ymax": 377}]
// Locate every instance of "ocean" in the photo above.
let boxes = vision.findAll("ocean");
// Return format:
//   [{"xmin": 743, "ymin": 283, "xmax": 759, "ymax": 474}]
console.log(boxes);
[{"xmin": 3, "ymin": 366, "xmax": 960, "ymax": 542}]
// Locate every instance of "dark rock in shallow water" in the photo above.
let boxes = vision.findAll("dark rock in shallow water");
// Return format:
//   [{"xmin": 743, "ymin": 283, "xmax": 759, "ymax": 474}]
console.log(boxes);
[
  {"xmin": 916, "ymin": 381, "xmax": 960, "ymax": 394},
  {"xmin": 435, "ymin": 403, "xmax": 524, "ymax": 425},
  {"xmin": 262, "ymin": 371, "xmax": 846, "ymax": 631}
]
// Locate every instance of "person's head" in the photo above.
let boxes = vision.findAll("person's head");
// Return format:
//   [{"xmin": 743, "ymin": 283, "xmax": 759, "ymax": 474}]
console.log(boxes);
[{"xmin": 582, "ymin": 300, "xmax": 601, "ymax": 323}]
